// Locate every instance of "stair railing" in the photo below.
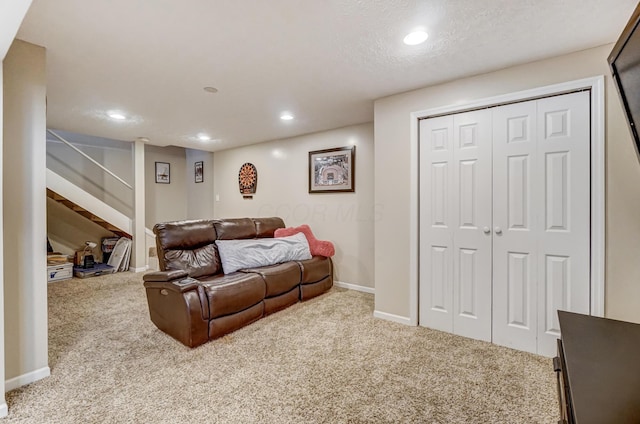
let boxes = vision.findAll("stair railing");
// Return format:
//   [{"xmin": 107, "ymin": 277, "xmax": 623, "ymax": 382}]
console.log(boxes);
[{"xmin": 47, "ymin": 129, "xmax": 133, "ymax": 190}]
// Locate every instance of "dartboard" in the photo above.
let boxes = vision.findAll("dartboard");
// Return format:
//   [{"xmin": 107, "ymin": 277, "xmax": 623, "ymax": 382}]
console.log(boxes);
[{"xmin": 238, "ymin": 163, "xmax": 257, "ymax": 194}]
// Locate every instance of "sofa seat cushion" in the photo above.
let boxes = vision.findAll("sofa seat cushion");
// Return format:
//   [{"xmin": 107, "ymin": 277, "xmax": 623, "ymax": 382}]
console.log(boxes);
[
  {"xmin": 297, "ymin": 256, "xmax": 332, "ymax": 284},
  {"xmin": 264, "ymin": 286, "xmax": 299, "ymax": 315},
  {"xmin": 209, "ymin": 302, "xmax": 264, "ymax": 340},
  {"xmin": 300, "ymin": 276, "xmax": 333, "ymax": 301},
  {"xmin": 241, "ymin": 262, "xmax": 301, "ymax": 297},
  {"xmin": 199, "ymin": 272, "xmax": 266, "ymax": 319}
]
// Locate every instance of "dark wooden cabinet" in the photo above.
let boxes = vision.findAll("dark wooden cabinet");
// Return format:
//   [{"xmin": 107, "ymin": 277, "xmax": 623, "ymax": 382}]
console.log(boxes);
[{"xmin": 554, "ymin": 311, "xmax": 640, "ymax": 424}]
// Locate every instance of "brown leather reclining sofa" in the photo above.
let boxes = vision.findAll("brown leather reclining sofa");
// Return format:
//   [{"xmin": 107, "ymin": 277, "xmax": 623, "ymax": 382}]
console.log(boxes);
[{"xmin": 143, "ymin": 217, "xmax": 333, "ymax": 347}]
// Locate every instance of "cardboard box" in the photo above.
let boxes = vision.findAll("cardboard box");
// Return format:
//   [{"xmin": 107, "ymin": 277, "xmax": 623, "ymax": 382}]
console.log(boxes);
[
  {"xmin": 47, "ymin": 253, "xmax": 70, "ymax": 265},
  {"xmin": 48, "ymin": 262, "xmax": 73, "ymax": 282},
  {"xmin": 74, "ymin": 251, "xmax": 84, "ymax": 266}
]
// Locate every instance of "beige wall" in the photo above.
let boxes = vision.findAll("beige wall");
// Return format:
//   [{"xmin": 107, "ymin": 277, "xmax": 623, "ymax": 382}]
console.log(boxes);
[
  {"xmin": 374, "ymin": 44, "xmax": 640, "ymax": 324},
  {"xmin": 132, "ymin": 140, "xmax": 146, "ymax": 270},
  {"xmin": 47, "ymin": 135, "xmax": 134, "ymax": 216},
  {"xmin": 1, "ymin": 4, "xmax": 34, "ymax": 411},
  {"xmin": 0, "ymin": 60, "xmax": 5, "ymax": 412},
  {"xmin": 46, "ymin": 137, "xmax": 134, "ymax": 261},
  {"xmin": 213, "ymin": 123, "xmax": 374, "ymax": 287},
  {"xmin": 185, "ymin": 148, "xmax": 214, "ymax": 220},
  {"xmin": 3, "ymin": 40, "xmax": 49, "ymax": 384},
  {"xmin": 145, "ymin": 144, "xmax": 188, "ymax": 227},
  {"xmin": 46, "ymin": 140, "xmax": 192, "ymax": 264}
]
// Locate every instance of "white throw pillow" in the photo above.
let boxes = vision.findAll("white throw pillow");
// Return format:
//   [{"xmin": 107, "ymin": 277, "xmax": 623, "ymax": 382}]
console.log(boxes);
[{"xmin": 215, "ymin": 232, "xmax": 312, "ymax": 274}]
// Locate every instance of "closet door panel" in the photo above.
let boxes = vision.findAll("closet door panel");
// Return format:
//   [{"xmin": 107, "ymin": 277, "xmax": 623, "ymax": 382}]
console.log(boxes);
[
  {"xmin": 452, "ymin": 110, "xmax": 493, "ymax": 342},
  {"xmin": 535, "ymin": 91, "xmax": 590, "ymax": 357},
  {"xmin": 419, "ymin": 116, "xmax": 454, "ymax": 333},
  {"xmin": 492, "ymin": 100, "xmax": 538, "ymax": 353}
]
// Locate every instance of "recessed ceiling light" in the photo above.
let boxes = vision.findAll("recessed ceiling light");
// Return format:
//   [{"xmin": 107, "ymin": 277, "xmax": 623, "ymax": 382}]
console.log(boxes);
[
  {"xmin": 403, "ymin": 30, "xmax": 428, "ymax": 45},
  {"xmin": 108, "ymin": 112, "xmax": 127, "ymax": 120},
  {"xmin": 280, "ymin": 113, "xmax": 294, "ymax": 121},
  {"xmin": 203, "ymin": 87, "xmax": 218, "ymax": 93},
  {"xmin": 197, "ymin": 134, "xmax": 211, "ymax": 141}
]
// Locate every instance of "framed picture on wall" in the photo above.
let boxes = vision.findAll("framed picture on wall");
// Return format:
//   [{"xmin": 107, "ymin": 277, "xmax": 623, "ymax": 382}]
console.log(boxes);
[
  {"xmin": 155, "ymin": 162, "xmax": 170, "ymax": 184},
  {"xmin": 308, "ymin": 146, "xmax": 355, "ymax": 193},
  {"xmin": 195, "ymin": 161, "xmax": 204, "ymax": 183}
]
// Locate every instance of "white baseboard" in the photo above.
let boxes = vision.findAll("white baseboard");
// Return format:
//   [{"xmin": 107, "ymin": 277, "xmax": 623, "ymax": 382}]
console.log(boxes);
[
  {"xmin": 373, "ymin": 310, "xmax": 412, "ymax": 326},
  {"xmin": 0, "ymin": 402, "xmax": 7, "ymax": 418},
  {"xmin": 5, "ymin": 366, "xmax": 50, "ymax": 391},
  {"xmin": 129, "ymin": 266, "xmax": 148, "ymax": 273},
  {"xmin": 334, "ymin": 280, "xmax": 375, "ymax": 294}
]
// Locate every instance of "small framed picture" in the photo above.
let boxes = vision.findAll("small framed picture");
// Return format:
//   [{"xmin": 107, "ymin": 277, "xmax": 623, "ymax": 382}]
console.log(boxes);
[
  {"xmin": 309, "ymin": 146, "xmax": 355, "ymax": 193},
  {"xmin": 155, "ymin": 162, "xmax": 170, "ymax": 184},
  {"xmin": 195, "ymin": 161, "xmax": 204, "ymax": 183}
]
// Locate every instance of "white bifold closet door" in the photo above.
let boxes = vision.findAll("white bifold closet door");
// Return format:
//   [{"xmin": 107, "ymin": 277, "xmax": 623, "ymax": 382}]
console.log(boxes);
[
  {"xmin": 492, "ymin": 92, "xmax": 590, "ymax": 356},
  {"xmin": 419, "ymin": 91, "xmax": 590, "ymax": 356},
  {"xmin": 419, "ymin": 109, "xmax": 493, "ymax": 342}
]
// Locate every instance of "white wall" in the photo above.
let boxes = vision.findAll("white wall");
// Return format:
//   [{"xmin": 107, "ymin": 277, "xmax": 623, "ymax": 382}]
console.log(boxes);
[
  {"xmin": 46, "ymin": 138, "xmax": 190, "ymax": 266},
  {"xmin": 145, "ymin": 144, "xmax": 188, "ymax": 227},
  {"xmin": 46, "ymin": 133, "xmax": 134, "ymax": 259},
  {"xmin": 3, "ymin": 40, "xmax": 49, "ymax": 389},
  {"xmin": 213, "ymin": 123, "xmax": 374, "ymax": 288},
  {"xmin": 374, "ymin": 44, "xmax": 640, "ymax": 324},
  {"xmin": 185, "ymin": 148, "xmax": 214, "ymax": 219},
  {"xmin": 0, "ymin": 61, "xmax": 5, "ymax": 417},
  {"xmin": 132, "ymin": 139, "xmax": 146, "ymax": 270},
  {"xmin": 1, "ymin": 3, "xmax": 33, "ymax": 414},
  {"xmin": 0, "ymin": 1, "xmax": 32, "ymax": 60},
  {"xmin": 46, "ymin": 132, "xmax": 134, "ymax": 216}
]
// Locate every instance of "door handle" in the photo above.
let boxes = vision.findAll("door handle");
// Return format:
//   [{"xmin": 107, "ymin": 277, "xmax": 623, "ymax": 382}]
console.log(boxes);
[
  {"xmin": 483, "ymin": 226, "xmax": 491, "ymax": 234},
  {"xmin": 494, "ymin": 226, "xmax": 503, "ymax": 235}
]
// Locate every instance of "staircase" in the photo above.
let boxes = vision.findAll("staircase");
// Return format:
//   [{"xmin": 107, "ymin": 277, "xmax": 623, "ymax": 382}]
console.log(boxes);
[
  {"xmin": 46, "ymin": 129, "xmax": 158, "ymax": 271},
  {"xmin": 47, "ymin": 168, "xmax": 133, "ymax": 234},
  {"xmin": 46, "ymin": 188, "xmax": 131, "ymax": 238},
  {"xmin": 46, "ymin": 168, "xmax": 158, "ymax": 271}
]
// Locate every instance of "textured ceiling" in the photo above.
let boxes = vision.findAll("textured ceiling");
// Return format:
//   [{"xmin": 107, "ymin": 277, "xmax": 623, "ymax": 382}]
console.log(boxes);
[{"xmin": 16, "ymin": 0, "xmax": 639, "ymax": 151}]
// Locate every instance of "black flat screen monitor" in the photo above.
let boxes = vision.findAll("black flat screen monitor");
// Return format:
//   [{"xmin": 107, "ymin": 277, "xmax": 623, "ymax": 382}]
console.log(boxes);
[{"xmin": 609, "ymin": 3, "xmax": 640, "ymax": 159}]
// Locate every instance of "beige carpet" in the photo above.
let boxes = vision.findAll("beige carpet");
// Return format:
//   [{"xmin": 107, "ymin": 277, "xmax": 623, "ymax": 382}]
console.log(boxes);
[{"xmin": 5, "ymin": 272, "xmax": 557, "ymax": 423}]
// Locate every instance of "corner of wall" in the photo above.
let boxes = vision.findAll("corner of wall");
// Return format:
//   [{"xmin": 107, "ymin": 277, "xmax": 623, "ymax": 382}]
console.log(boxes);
[
  {"xmin": 4, "ymin": 366, "xmax": 50, "ymax": 392},
  {"xmin": 372, "ymin": 310, "xmax": 412, "ymax": 326},
  {"xmin": 0, "ymin": 59, "xmax": 6, "ymax": 415},
  {"xmin": 212, "ymin": 123, "xmax": 374, "ymax": 288},
  {"xmin": 3, "ymin": 38, "xmax": 49, "ymax": 388}
]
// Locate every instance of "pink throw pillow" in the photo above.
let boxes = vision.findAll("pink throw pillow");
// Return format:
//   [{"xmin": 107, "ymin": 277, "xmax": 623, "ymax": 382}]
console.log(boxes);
[{"xmin": 274, "ymin": 224, "xmax": 335, "ymax": 257}]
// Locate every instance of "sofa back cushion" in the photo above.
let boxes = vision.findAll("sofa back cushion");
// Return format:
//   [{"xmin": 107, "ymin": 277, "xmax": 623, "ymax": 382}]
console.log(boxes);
[
  {"xmin": 154, "ymin": 220, "xmax": 222, "ymax": 277},
  {"xmin": 253, "ymin": 217, "xmax": 285, "ymax": 238},
  {"xmin": 152, "ymin": 217, "xmax": 287, "ymax": 277},
  {"xmin": 213, "ymin": 218, "xmax": 257, "ymax": 240}
]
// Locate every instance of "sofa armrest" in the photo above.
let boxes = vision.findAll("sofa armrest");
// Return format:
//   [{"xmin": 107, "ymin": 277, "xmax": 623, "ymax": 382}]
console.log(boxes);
[
  {"xmin": 143, "ymin": 269, "xmax": 188, "ymax": 282},
  {"xmin": 143, "ymin": 279, "xmax": 201, "ymax": 295},
  {"xmin": 143, "ymin": 270, "xmax": 200, "ymax": 294},
  {"xmin": 143, "ymin": 273, "xmax": 210, "ymax": 347}
]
